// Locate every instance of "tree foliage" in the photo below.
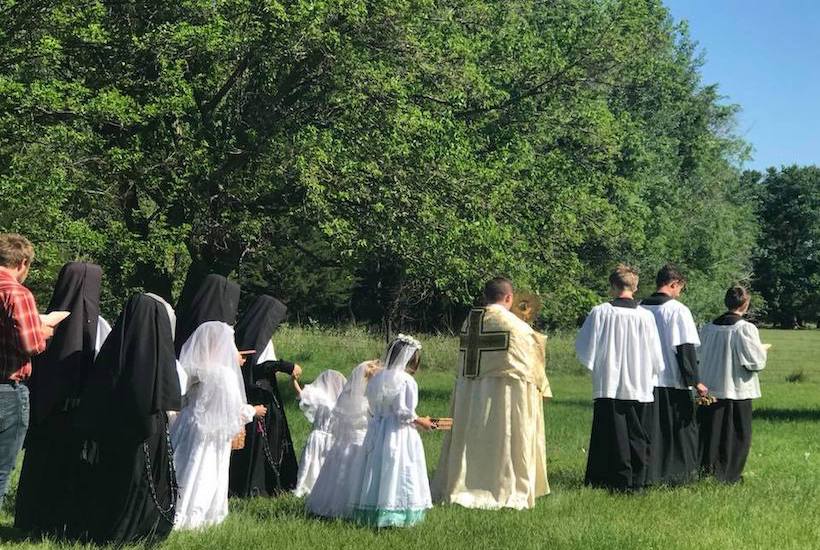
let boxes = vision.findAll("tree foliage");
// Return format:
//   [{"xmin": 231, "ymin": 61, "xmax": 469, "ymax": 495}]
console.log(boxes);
[
  {"xmin": 0, "ymin": 0, "xmax": 760, "ymax": 329},
  {"xmin": 751, "ymin": 166, "xmax": 820, "ymax": 328}
]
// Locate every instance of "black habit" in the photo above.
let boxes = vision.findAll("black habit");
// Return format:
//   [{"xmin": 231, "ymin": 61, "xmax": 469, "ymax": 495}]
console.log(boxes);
[
  {"xmin": 15, "ymin": 262, "xmax": 102, "ymax": 535},
  {"xmin": 72, "ymin": 294, "xmax": 182, "ymax": 544},
  {"xmin": 229, "ymin": 295, "xmax": 299, "ymax": 496},
  {"xmin": 174, "ymin": 274, "xmax": 241, "ymax": 356}
]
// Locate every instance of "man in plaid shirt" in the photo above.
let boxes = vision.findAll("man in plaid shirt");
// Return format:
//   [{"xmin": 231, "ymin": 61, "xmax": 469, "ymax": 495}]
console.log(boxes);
[{"xmin": 0, "ymin": 234, "xmax": 52, "ymax": 503}]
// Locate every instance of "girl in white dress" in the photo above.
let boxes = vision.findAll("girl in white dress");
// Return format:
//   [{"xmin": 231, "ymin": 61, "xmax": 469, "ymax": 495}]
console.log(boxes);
[
  {"xmin": 170, "ymin": 321, "xmax": 266, "ymax": 530},
  {"xmin": 350, "ymin": 335, "xmax": 434, "ymax": 528},
  {"xmin": 293, "ymin": 370, "xmax": 347, "ymax": 497},
  {"xmin": 306, "ymin": 360, "xmax": 382, "ymax": 518}
]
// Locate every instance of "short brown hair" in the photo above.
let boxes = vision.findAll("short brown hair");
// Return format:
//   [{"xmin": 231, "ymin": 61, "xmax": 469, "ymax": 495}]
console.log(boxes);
[
  {"xmin": 609, "ymin": 264, "xmax": 639, "ymax": 293},
  {"xmin": 0, "ymin": 234, "xmax": 34, "ymax": 268},
  {"xmin": 656, "ymin": 263, "xmax": 687, "ymax": 288},
  {"xmin": 483, "ymin": 277, "xmax": 514, "ymax": 304},
  {"xmin": 724, "ymin": 286, "xmax": 750, "ymax": 311}
]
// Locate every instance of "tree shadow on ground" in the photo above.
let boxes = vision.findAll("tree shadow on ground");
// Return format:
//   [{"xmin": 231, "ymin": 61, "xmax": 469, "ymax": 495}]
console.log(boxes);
[
  {"xmin": 0, "ymin": 525, "xmax": 28, "ymax": 544},
  {"xmin": 548, "ymin": 467, "xmax": 585, "ymax": 491},
  {"xmin": 755, "ymin": 408, "xmax": 820, "ymax": 422}
]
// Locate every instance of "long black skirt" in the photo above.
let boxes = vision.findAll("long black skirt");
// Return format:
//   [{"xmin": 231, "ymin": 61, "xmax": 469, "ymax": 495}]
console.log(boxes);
[
  {"xmin": 15, "ymin": 413, "xmax": 84, "ymax": 536},
  {"xmin": 78, "ymin": 412, "xmax": 176, "ymax": 545},
  {"xmin": 648, "ymin": 387, "xmax": 699, "ymax": 485},
  {"xmin": 229, "ymin": 387, "xmax": 298, "ymax": 497},
  {"xmin": 697, "ymin": 399, "xmax": 752, "ymax": 483},
  {"xmin": 585, "ymin": 398, "xmax": 652, "ymax": 492}
]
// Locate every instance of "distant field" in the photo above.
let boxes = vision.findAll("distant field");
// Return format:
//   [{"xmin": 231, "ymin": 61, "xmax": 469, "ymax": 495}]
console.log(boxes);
[{"xmin": 2, "ymin": 327, "xmax": 818, "ymax": 549}]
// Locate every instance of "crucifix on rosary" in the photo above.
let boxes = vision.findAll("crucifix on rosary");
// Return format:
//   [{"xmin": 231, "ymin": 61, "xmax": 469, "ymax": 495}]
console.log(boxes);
[{"xmin": 459, "ymin": 308, "xmax": 510, "ymax": 378}]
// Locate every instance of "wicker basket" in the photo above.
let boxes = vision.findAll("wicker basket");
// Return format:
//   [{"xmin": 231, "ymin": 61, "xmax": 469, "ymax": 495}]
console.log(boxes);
[{"xmin": 231, "ymin": 429, "xmax": 246, "ymax": 450}]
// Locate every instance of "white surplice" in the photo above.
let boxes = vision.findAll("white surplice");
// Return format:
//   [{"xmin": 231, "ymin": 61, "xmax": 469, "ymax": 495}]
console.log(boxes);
[
  {"xmin": 698, "ymin": 320, "xmax": 767, "ymax": 400},
  {"xmin": 575, "ymin": 302, "xmax": 664, "ymax": 402},
  {"xmin": 640, "ymin": 299, "xmax": 700, "ymax": 389}
]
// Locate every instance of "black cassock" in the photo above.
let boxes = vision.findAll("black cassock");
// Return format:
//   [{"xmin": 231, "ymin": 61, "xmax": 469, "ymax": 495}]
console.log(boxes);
[
  {"xmin": 72, "ymin": 294, "xmax": 182, "ymax": 545},
  {"xmin": 15, "ymin": 262, "xmax": 102, "ymax": 536},
  {"xmin": 229, "ymin": 295, "xmax": 299, "ymax": 497},
  {"xmin": 584, "ymin": 398, "xmax": 653, "ymax": 492},
  {"xmin": 174, "ymin": 273, "xmax": 241, "ymax": 356},
  {"xmin": 641, "ymin": 292, "xmax": 701, "ymax": 486}
]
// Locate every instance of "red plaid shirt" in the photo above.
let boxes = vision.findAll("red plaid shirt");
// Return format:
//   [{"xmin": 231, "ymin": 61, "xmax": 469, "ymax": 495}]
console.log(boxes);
[{"xmin": 0, "ymin": 270, "xmax": 46, "ymax": 381}]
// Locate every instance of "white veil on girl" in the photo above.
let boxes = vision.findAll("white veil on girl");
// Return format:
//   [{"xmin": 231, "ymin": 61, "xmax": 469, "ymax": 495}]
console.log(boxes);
[
  {"xmin": 299, "ymin": 370, "xmax": 347, "ymax": 424},
  {"xmin": 329, "ymin": 361, "xmax": 379, "ymax": 436},
  {"xmin": 179, "ymin": 321, "xmax": 248, "ymax": 440},
  {"xmin": 366, "ymin": 334, "xmax": 422, "ymax": 409}
]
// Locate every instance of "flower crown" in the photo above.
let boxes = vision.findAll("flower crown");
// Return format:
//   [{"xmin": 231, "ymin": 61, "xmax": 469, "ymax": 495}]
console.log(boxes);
[{"xmin": 396, "ymin": 333, "xmax": 422, "ymax": 350}]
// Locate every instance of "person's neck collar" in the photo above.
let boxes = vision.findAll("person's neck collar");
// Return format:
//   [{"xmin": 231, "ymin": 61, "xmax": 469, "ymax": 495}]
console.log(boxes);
[{"xmin": 0, "ymin": 267, "xmax": 19, "ymax": 281}]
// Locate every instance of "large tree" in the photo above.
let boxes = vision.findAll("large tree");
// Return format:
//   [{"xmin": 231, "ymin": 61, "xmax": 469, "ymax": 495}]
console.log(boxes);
[
  {"xmin": 1, "ymin": 0, "xmax": 758, "ymax": 328},
  {"xmin": 751, "ymin": 166, "xmax": 820, "ymax": 328}
]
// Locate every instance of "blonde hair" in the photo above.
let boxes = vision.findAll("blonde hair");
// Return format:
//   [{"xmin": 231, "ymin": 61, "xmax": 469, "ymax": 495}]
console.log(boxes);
[
  {"xmin": 363, "ymin": 359, "xmax": 383, "ymax": 380},
  {"xmin": 0, "ymin": 233, "xmax": 34, "ymax": 268},
  {"xmin": 609, "ymin": 264, "xmax": 639, "ymax": 293}
]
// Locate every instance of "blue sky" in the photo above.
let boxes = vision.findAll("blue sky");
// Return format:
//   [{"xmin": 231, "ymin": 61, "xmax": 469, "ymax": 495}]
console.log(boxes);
[{"xmin": 664, "ymin": 1, "xmax": 819, "ymax": 170}]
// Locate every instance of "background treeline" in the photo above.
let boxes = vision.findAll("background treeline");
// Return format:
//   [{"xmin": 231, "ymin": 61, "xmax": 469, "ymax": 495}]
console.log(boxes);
[{"xmin": 0, "ymin": 0, "xmax": 817, "ymax": 331}]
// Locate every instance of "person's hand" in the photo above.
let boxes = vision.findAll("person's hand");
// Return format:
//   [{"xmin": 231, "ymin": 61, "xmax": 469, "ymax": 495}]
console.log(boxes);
[
  {"xmin": 254, "ymin": 405, "xmax": 267, "ymax": 417},
  {"xmin": 414, "ymin": 416, "xmax": 434, "ymax": 432},
  {"xmin": 696, "ymin": 383, "xmax": 709, "ymax": 397},
  {"xmin": 291, "ymin": 364, "xmax": 303, "ymax": 380},
  {"xmin": 40, "ymin": 324, "xmax": 54, "ymax": 339},
  {"xmin": 237, "ymin": 352, "xmax": 247, "ymax": 367}
]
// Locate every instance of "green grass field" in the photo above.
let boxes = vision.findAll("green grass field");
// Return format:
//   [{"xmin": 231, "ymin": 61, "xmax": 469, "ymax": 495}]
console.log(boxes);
[{"xmin": 2, "ymin": 327, "xmax": 819, "ymax": 549}]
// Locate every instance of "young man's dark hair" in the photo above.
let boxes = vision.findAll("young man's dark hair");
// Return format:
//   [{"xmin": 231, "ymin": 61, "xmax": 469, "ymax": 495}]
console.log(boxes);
[
  {"xmin": 724, "ymin": 286, "xmax": 750, "ymax": 311},
  {"xmin": 483, "ymin": 277, "xmax": 514, "ymax": 305},
  {"xmin": 655, "ymin": 263, "xmax": 687, "ymax": 289}
]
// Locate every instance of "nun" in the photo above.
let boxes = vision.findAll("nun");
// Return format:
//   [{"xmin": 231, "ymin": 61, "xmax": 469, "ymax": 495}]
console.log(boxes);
[
  {"xmin": 14, "ymin": 262, "xmax": 106, "ymax": 536},
  {"xmin": 229, "ymin": 295, "xmax": 301, "ymax": 497},
  {"xmin": 174, "ymin": 274, "xmax": 241, "ymax": 357},
  {"xmin": 72, "ymin": 294, "xmax": 182, "ymax": 544}
]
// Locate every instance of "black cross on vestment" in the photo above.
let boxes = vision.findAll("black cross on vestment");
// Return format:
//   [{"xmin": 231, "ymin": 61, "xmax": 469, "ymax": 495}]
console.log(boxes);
[{"xmin": 459, "ymin": 308, "xmax": 510, "ymax": 378}]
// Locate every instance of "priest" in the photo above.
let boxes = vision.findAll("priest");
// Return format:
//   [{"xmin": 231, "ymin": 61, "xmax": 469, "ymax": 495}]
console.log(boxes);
[
  {"xmin": 432, "ymin": 277, "xmax": 551, "ymax": 510},
  {"xmin": 576, "ymin": 265, "xmax": 664, "ymax": 492},
  {"xmin": 641, "ymin": 264, "xmax": 705, "ymax": 485}
]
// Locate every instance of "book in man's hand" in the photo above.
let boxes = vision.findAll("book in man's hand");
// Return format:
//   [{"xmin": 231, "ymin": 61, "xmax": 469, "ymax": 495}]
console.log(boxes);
[{"xmin": 40, "ymin": 311, "xmax": 70, "ymax": 327}]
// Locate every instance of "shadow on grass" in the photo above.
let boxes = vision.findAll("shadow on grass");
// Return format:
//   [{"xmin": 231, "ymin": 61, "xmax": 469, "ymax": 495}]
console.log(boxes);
[
  {"xmin": 0, "ymin": 525, "xmax": 29, "ymax": 544},
  {"xmin": 548, "ymin": 467, "xmax": 585, "ymax": 491},
  {"xmin": 236, "ymin": 495, "xmax": 310, "ymax": 523},
  {"xmin": 755, "ymin": 408, "xmax": 820, "ymax": 422}
]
